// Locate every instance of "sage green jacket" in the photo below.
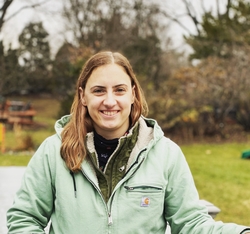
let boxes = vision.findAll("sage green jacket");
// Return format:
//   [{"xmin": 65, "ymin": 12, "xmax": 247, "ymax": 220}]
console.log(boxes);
[{"xmin": 7, "ymin": 116, "xmax": 250, "ymax": 233}]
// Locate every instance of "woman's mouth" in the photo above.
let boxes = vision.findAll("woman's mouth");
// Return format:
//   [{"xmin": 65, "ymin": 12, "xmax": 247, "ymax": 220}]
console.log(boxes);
[{"xmin": 102, "ymin": 110, "xmax": 119, "ymax": 116}]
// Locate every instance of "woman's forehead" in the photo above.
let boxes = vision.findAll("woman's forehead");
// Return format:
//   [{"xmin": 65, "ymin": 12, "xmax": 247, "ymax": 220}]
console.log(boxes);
[{"xmin": 86, "ymin": 64, "xmax": 131, "ymax": 85}]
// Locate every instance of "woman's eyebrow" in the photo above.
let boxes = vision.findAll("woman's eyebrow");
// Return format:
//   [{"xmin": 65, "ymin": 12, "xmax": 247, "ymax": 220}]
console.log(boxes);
[
  {"xmin": 89, "ymin": 84, "xmax": 128, "ymax": 91},
  {"xmin": 90, "ymin": 85, "xmax": 105, "ymax": 90},
  {"xmin": 113, "ymin": 84, "xmax": 128, "ymax": 88}
]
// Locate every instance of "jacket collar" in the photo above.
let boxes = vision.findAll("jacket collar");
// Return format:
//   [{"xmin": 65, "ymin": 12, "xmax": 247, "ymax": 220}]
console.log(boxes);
[{"xmin": 85, "ymin": 116, "xmax": 163, "ymax": 170}]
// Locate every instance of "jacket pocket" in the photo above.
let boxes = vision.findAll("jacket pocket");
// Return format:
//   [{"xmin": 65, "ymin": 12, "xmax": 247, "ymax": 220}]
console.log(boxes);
[
  {"xmin": 123, "ymin": 183, "xmax": 164, "ymax": 208},
  {"xmin": 124, "ymin": 185, "xmax": 163, "ymax": 193},
  {"xmin": 115, "ymin": 183, "xmax": 166, "ymax": 233}
]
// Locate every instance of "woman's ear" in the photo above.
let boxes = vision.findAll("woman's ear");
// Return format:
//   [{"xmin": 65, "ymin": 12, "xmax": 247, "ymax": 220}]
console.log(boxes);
[{"xmin": 79, "ymin": 87, "xmax": 87, "ymax": 106}]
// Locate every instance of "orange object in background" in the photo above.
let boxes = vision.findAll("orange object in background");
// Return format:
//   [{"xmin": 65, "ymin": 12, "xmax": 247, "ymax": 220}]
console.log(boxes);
[{"xmin": 0, "ymin": 123, "xmax": 5, "ymax": 153}]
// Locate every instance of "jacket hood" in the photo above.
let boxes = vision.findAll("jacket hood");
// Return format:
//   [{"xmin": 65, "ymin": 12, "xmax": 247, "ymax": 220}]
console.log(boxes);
[
  {"xmin": 139, "ymin": 116, "xmax": 164, "ymax": 144},
  {"xmin": 125, "ymin": 116, "xmax": 164, "ymax": 168},
  {"xmin": 54, "ymin": 115, "xmax": 164, "ymax": 143},
  {"xmin": 54, "ymin": 114, "xmax": 71, "ymax": 138}
]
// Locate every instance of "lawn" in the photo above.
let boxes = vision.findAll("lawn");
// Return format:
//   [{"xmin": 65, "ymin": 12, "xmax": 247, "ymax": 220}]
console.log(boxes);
[
  {"xmin": 0, "ymin": 154, "xmax": 32, "ymax": 166},
  {"xmin": 181, "ymin": 143, "xmax": 250, "ymax": 226}
]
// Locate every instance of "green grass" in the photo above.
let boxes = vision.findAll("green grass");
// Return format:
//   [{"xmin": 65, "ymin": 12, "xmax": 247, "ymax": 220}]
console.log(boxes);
[
  {"xmin": 181, "ymin": 143, "xmax": 250, "ymax": 226},
  {"xmin": 0, "ymin": 154, "xmax": 32, "ymax": 166}
]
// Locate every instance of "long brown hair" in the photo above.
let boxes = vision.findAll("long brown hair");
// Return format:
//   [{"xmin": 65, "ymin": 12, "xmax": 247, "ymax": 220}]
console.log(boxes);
[{"xmin": 60, "ymin": 51, "xmax": 148, "ymax": 172}]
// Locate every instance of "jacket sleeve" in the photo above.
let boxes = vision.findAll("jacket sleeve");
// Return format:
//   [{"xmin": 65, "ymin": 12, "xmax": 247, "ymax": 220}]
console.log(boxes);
[
  {"xmin": 164, "ymin": 141, "xmax": 249, "ymax": 234},
  {"xmin": 7, "ymin": 137, "xmax": 56, "ymax": 233}
]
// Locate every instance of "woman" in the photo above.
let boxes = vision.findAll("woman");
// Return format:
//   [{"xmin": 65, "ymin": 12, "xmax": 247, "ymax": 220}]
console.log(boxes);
[{"xmin": 7, "ymin": 51, "xmax": 250, "ymax": 233}]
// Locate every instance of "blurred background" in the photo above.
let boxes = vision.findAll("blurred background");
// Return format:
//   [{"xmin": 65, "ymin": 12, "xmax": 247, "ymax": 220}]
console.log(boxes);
[{"xmin": 1, "ymin": 0, "xmax": 250, "ymax": 144}]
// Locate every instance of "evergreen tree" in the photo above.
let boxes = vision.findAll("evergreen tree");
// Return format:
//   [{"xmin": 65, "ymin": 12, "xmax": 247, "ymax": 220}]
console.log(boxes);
[
  {"xmin": 185, "ymin": 0, "xmax": 250, "ymax": 59},
  {"xmin": 0, "ymin": 40, "xmax": 24, "ymax": 96},
  {"xmin": 18, "ymin": 22, "xmax": 52, "ymax": 93}
]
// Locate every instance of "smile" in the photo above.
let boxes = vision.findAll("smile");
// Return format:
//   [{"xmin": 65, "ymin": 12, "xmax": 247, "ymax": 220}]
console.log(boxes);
[{"xmin": 102, "ymin": 110, "xmax": 119, "ymax": 116}]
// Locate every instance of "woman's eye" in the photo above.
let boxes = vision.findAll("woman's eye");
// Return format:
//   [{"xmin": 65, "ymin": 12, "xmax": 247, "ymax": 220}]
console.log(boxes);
[
  {"xmin": 116, "ymin": 88, "xmax": 126, "ymax": 93},
  {"xmin": 93, "ymin": 89, "xmax": 104, "ymax": 94}
]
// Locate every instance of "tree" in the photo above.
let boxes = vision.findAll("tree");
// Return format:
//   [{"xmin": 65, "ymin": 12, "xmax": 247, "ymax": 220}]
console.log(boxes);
[
  {"xmin": 0, "ymin": 40, "xmax": 25, "ymax": 95},
  {"xmin": 162, "ymin": 0, "xmax": 250, "ymax": 60},
  {"xmin": 60, "ymin": 0, "xmax": 166, "ymax": 89},
  {"xmin": 166, "ymin": 53, "xmax": 250, "ymax": 136},
  {"xmin": 0, "ymin": 0, "xmax": 51, "ymax": 96},
  {"xmin": 185, "ymin": 0, "xmax": 250, "ymax": 59},
  {"xmin": 0, "ymin": 0, "xmax": 13, "ymax": 33},
  {"xmin": 52, "ymin": 43, "xmax": 94, "ymax": 116},
  {"xmin": 160, "ymin": 0, "xmax": 250, "ymax": 135},
  {"xmin": 18, "ymin": 22, "xmax": 52, "ymax": 93}
]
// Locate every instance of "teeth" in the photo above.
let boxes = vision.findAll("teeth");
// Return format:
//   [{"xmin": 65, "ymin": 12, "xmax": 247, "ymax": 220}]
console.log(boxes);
[{"xmin": 103, "ymin": 111, "xmax": 117, "ymax": 116}]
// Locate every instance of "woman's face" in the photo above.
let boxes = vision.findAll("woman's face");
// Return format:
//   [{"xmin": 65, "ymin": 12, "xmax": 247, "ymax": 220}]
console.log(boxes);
[{"xmin": 80, "ymin": 64, "xmax": 135, "ymax": 139}]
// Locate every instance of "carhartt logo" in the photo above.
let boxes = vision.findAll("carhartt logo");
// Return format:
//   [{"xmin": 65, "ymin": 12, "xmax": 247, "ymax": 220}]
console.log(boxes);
[{"xmin": 141, "ymin": 197, "xmax": 150, "ymax": 207}]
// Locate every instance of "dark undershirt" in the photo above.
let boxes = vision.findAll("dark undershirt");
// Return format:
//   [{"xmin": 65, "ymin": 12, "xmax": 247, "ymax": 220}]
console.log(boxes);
[{"xmin": 94, "ymin": 131, "xmax": 119, "ymax": 171}]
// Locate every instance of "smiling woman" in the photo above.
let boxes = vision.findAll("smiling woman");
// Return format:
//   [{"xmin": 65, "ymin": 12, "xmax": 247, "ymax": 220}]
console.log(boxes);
[
  {"xmin": 79, "ymin": 64, "xmax": 135, "ymax": 139},
  {"xmin": 6, "ymin": 51, "xmax": 250, "ymax": 234}
]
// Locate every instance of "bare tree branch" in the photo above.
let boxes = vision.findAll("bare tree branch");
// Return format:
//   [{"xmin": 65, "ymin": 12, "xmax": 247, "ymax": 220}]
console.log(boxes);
[
  {"xmin": 0, "ymin": 0, "xmax": 14, "ymax": 32},
  {"xmin": 4, "ymin": 0, "xmax": 49, "ymax": 22},
  {"xmin": 160, "ymin": 10, "xmax": 193, "ymax": 35},
  {"xmin": 181, "ymin": 0, "xmax": 201, "ymax": 36},
  {"xmin": 225, "ymin": 0, "xmax": 231, "ymax": 18}
]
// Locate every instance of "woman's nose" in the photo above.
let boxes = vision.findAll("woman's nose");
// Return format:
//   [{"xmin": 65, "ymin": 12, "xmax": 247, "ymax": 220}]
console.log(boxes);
[{"xmin": 103, "ymin": 93, "xmax": 116, "ymax": 106}]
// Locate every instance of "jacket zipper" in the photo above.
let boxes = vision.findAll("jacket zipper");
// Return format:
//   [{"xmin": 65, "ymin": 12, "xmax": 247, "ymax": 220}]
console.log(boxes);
[
  {"xmin": 122, "ymin": 148, "xmax": 147, "ymax": 179},
  {"xmin": 81, "ymin": 168, "xmax": 112, "ymax": 226},
  {"xmin": 103, "ymin": 137, "xmax": 126, "ymax": 174},
  {"xmin": 124, "ymin": 185, "xmax": 162, "ymax": 190},
  {"xmin": 108, "ymin": 212, "xmax": 113, "ymax": 225},
  {"xmin": 81, "ymin": 148, "xmax": 146, "ymax": 226},
  {"xmin": 105, "ymin": 148, "xmax": 147, "ymax": 227}
]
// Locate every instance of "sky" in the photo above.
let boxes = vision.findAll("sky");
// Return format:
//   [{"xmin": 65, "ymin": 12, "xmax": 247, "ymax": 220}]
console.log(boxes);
[
  {"xmin": 0, "ymin": 0, "xmax": 228, "ymax": 56},
  {"xmin": 1, "ymin": 0, "xmax": 64, "ymax": 55}
]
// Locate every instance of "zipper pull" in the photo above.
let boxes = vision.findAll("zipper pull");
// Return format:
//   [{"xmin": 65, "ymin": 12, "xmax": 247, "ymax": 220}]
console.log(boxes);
[
  {"xmin": 108, "ymin": 213, "xmax": 113, "ymax": 225},
  {"xmin": 124, "ymin": 186, "xmax": 134, "ymax": 190},
  {"xmin": 119, "ymin": 165, "xmax": 125, "ymax": 172}
]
